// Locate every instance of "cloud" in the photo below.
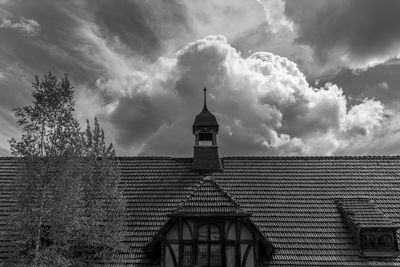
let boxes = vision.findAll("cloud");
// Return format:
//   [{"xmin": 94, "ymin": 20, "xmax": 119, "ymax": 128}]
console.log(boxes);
[
  {"xmin": 284, "ymin": 0, "xmax": 400, "ymax": 71},
  {"xmin": 89, "ymin": 35, "xmax": 394, "ymax": 156},
  {"xmin": 0, "ymin": 15, "xmax": 40, "ymax": 36},
  {"xmin": 377, "ymin": 82, "xmax": 389, "ymax": 90},
  {"xmin": 2, "ymin": 1, "xmax": 399, "ymax": 157},
  {"xmin": 256, "ymin": 0, "xmax": 293, "ymax": 33},
  {"xmin": 82, "ymin": 0, "xmax": 189, "ymax": 61},
  {"xmin": 78, "ymin": 0, "xmax": 266, "ymax": 61}
]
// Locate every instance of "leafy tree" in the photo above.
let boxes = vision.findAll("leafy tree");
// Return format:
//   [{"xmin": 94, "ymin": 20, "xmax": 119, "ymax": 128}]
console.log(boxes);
[
  {"xmin": 7, "ymin": 72, "xmax": 124, "ymax": 266},
  {"xmin": 68, "ymin": 118, "xmax": 124, "ymax": 265}
]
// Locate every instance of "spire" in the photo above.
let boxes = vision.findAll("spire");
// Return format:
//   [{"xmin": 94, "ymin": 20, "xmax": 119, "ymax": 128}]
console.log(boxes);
[{"xmin": 203, "ymin": 87, "xmax": 207, "ymax": 111}]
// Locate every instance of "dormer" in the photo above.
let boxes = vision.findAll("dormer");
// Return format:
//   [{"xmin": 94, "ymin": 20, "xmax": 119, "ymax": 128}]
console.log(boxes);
[
  {"xmin": 335, "ymin": 198, "xmax": 400, "ymax": 257},
  {"xmin": 143, "ymin": 177, "xmax": 274, "ymax": 267},
  {"xmin": 192, "ymin": 88, "xmax": 222, "ymax": 172}
]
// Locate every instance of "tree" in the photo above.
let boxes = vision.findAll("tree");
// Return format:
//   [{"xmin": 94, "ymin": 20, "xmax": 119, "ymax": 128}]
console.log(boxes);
[
  {"xmin": 7, "ymin": 72, "xmax": 124, "ymax": 266},
  {"xmin": 68, "ymin": 118, "xmax": 124, "ymax": 265}
]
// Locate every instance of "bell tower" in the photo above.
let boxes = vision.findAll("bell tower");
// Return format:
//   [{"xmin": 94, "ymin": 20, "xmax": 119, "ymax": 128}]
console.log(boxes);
[{"xmin": 192, "ymin": 88, "xmax": 222, "ymax": 172}]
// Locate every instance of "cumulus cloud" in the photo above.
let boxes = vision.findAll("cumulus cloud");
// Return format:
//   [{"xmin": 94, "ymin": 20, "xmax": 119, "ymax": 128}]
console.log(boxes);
[
  {"xmin": 284, "ymin": 0, "xmax": 400, "ymax": 71},
  {"xmin": 0, "ymin": 15, "xmax": 40, "ymax": 36},
  {"xmin": 88, "ymin": 35, "xmax": 393, "ymax": 156}
]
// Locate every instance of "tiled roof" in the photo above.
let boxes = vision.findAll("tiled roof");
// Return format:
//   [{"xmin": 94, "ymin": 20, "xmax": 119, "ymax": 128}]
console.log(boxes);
[
  {"xmin": 2, "ymin": 156, "xmax": 400, "ymax": 266},
  {"xmin": 173, "ymin": 176, "xmax": 244, "ymax": 215}
]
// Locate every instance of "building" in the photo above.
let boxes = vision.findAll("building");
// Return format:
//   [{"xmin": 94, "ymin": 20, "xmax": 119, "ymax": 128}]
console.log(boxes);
[{"xmin": 1, "ymin": 89, "xmax": 400, "ymax": 266}]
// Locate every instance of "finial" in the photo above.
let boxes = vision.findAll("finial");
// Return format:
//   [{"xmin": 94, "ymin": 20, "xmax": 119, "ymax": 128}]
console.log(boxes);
[{"xmin": 203, "ymin": 87, "xmax": 207, "ymax": 110}]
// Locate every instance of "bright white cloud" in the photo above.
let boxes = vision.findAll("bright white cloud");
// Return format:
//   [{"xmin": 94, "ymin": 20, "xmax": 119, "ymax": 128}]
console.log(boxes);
[{"xmin": 80, "ymin": 35, "xmax": 395, "ymax": 156}]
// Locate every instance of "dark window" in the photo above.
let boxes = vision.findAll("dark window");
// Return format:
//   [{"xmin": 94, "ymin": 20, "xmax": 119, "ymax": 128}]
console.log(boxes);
[
  {"xmin": 199, "ymin": 224, "xmax": 208, "ymax": 241},
  {"xmin": 378, "ymin": 234, "xmax": 393, "ymax": 248},
  {"xmin": 364, "ymin": 234, "xmax": 377, "ymax": 249},
  {"xmin": 361, "ymin": 231, "xmax": 396, "ymax": 251},
  {"xmin": 197, "ymin": 224, "xmax": 222, "ymax": 267},
  {"xmin": 199, "ymin": 132, "xmax": 213, "ymax": 141},
  {"xmin": 210, "ymin": 225, "xmax": 220, "ymax": 241},
  {"xmin": 210, "ymin": 245, "xmax": 222, "ymax": 265},
  {"xmin": 183, "ymin": 245, "xmax": 193, "ymax": 267},
  {"xmin": 198, "ymin": 244, "xmax": 208, "ymax": 266}
]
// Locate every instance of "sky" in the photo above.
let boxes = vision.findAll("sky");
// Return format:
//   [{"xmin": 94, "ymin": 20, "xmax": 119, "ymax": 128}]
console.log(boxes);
[{"xmin": 2, "ymin": 0, "xmax": 400, "ymax": 157}]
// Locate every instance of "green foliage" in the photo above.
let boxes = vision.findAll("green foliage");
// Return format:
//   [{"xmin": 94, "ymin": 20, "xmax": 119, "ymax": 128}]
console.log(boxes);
[{"xmin": 7, "ymin": 73, "xmax": 124, "ymax": 267}]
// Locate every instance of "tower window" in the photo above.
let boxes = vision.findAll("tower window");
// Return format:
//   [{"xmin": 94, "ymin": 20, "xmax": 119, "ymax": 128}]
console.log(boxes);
[
  {"xmin": 198, "ymin": 132, "xmax": 213, "ymax": 146},
  {"xmin": 199, "ymin": 132, "xmax": 213, "ymax": 141}
]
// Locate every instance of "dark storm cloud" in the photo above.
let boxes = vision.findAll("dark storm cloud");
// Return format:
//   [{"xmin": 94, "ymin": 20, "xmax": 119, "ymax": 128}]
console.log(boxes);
[{"xmin": 284, "ymin": 0, "xmax": 400, "ymax": 68}]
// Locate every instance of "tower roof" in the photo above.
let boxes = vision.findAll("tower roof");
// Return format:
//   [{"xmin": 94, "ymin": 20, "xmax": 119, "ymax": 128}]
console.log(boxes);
[{"xmin": 193, "ymin": 88, "xmax": 218, "ymax": 128}]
